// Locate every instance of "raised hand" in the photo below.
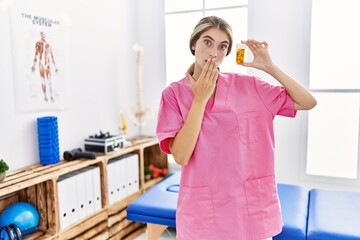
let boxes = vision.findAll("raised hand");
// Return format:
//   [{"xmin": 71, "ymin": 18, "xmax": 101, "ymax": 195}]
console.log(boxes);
[
  {"xmin": 241, "ymin": 39, "xmax": 274, "ymax": 73},
  {"xmin": 187, "ymin": 57, "xmax": 219, "ymax": 105}
]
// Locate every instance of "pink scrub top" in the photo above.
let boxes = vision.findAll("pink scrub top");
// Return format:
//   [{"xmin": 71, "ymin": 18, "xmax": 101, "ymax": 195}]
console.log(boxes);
[{"xmin": 156, "ymin": 72, "xmax": 296, "ymax": 240}]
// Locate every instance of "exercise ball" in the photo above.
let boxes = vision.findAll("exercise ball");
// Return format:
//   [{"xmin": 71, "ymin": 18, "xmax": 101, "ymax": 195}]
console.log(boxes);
[{"xmin": 0, "ymin": 202, "xmax": 39, "ymax": 236}]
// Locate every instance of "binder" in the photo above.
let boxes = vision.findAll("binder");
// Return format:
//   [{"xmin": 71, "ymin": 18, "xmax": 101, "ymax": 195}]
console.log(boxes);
[
  {"xmin": 107, "ymin": 161, "xmax": 117, "ymax": 205},
  {"xmin": 67, "ymin": 171, "xmax": 81, "ymax": 225},
  {"xmin": 126, "ymin": 154, "xmax": 139, "ymax": 196},
  {"xmin": 57, "ymin": 172, "xmax": 78, "ymax": 229},
  {"xmin": 112, "ymin": 160, "xmax": 123, "ymax": 202},
  {"xmin": 83, "ymin": 167, "xmax": 95, "ymax": 216},
  {"xmin": 132, "ymin": 154, "xmax": 140, "ymax": 194},
  {"xmin": 107, "ymin": 153, "xmax": 139, "ymax": 203},
  {"xmin": 92, "ymin": 166, "xmax": 102, "ymax": 212},
  {"xmin": 117, "ymin": 157, "xmax": 127, "ymax": 201},
  {"xmin": 75, "ymin": 169, "xmax": 87, "ymax": 220}
]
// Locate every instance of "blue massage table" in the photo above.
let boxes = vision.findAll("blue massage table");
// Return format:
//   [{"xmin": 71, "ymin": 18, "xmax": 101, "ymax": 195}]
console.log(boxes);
[
  {"xmin": 127, "ymin": 172, "xmax": 180, "ymax": 239},
  {"xmin": 127, "ymin": 171, "xmax": 310, "ymax": 240},
  {"xmin": 307, "ymin": 189, "xmax": 360, "ymax": 240},
  {"xmin": 273, "ymin": 184, "xmax": 309, "ymax": 240},
  {"xmin": 127, "ymin": 171, "xmax": 360, "ymax": 239}
]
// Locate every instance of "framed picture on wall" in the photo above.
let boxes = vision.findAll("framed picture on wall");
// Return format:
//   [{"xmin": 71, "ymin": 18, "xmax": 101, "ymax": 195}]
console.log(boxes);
[{"xmin": 9, "ymin": 2, "xmax": 70, "ymax": 113}]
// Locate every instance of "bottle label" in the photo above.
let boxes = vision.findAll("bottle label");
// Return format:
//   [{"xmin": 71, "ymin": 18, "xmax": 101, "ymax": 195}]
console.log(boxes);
[{"xmin": 236, "ymin": 48, "xmax": 245, "ymax": 64}]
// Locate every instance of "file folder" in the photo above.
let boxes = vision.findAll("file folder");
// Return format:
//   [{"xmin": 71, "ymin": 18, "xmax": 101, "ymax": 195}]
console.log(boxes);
[
  {"xmin": 83, "ymin": 167, "xmax": 95, "ymax": 216},
  {"xmin": 75, "ymin": 169, "xmax": 87, "ymax": 220},
  {"xmin": 107, "ymin": 160, "xmax": 118, "ymax": 205},
  {"xmin": 92, "ymin": 166, "xmax": 102, "ymax": 212},
  {"xmin": 57, "ymin": 172, "xmax": 78, "ymax": 229},
  {"xmin": 117, "ymin": 157, "xmax": 127, "ymax": 201},
  {"xmin": 126, "ymin": 154, "xmax": 139, "ymax": 196},
  {"xmin": 108, "ymin": 153, "xmax": 139, "ymax": 203}
]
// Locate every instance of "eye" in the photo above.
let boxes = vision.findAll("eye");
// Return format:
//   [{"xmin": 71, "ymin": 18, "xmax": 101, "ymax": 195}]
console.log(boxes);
[
  {"xmin": 204, "ymin": 39, "xmax": 212, "ymax": 46},
  {"xmin": 219, "ymin": 44, "xmax": 228, "ymax": 51}
]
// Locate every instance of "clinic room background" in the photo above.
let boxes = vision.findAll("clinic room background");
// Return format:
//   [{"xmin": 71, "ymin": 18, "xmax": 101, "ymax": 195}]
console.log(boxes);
[{"xmin": 1, "ymin": 0, "xmax": 359, "ymax": 196}]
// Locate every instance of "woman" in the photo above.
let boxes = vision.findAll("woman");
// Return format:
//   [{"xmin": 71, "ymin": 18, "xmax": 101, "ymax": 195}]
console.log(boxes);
[{"xmin": 156, "ymin": 16, "xmax": 316, "ymax": 240}]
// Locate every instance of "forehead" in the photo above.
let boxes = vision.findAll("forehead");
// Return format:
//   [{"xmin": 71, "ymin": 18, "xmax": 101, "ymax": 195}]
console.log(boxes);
[{"xmin": 200, "ymin": 27, "xmax": 229, "ymax": 43}]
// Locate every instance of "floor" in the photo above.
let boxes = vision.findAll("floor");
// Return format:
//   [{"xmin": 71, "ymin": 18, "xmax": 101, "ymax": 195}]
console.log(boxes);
[{"xmin": 134, "ymin": 227, "xmax": 176, "ymax": 240}]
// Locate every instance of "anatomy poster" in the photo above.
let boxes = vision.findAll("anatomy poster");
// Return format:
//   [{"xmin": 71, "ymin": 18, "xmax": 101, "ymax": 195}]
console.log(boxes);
[{"xmin": 9, "ymin": 5, "xmax": 69, "ymax": 112}]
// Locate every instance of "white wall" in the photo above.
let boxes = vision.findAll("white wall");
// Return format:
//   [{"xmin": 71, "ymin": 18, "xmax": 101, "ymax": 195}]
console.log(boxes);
[
  {"xmin": 135, "ymin": 0, "xmax": 166, "ymax": 137},
  {"xmin": 248, "ymin": 0, "xmax": 359, "ymax": 191},
  {"xmin": 248, "ymin": 0, "xmax": 312, "ymax": 187},
  {"xmin": 0, "ymin": 0, "xmax": 142, "ymax": 170},
  {"xmin": 1, "ymin": 0, "xmax": 357, "ymax": 190}
]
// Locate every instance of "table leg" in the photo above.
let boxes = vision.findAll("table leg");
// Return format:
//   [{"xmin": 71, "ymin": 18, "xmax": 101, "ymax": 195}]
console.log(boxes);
[{"xmin": 146, "ymin": 223, "xmax": 168, "ymax": 240}]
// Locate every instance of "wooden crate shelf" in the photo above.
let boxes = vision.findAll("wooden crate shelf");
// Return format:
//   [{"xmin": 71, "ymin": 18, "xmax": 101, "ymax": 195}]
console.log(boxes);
[
  {"xmin": 60, "ymin": 209, "xmax": 108, "ymax": 240},
  {"xmin": 0, "ymin": 137, "xmax": 167, "ymax": 240}
]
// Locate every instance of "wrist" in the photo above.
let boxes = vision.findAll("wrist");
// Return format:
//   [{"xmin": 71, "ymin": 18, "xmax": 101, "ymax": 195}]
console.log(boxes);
[
  {"xmin": 192, "ymin": 97, "xmax": 208, "ymax": 109},
  {"xmin": 264, "ymin": 63, "xmax": 279, "ymax": 76}
]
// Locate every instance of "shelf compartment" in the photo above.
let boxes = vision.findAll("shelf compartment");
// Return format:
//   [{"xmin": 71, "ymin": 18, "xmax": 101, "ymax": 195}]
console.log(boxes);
[
  {"xmin": 0, "ymin": 179, "xmax": 57, "ymax": 239},
  {"xmin": 60, "ymin": 209, "xmax": 108, "ymax": 239}
]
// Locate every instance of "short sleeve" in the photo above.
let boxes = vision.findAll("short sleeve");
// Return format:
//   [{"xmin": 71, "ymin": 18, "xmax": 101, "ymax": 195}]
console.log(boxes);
[
  {"xmin": 253, "ymin": 77, "xmax": 297, "ymax": 117},
  {"xmin": 156, "ymin": 87, "xmax": 184, "ymax": 154}
]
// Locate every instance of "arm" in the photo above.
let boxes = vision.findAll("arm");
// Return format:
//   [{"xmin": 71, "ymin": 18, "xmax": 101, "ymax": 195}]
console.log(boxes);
[
  {"xmin": 242, "ymin": 40, "xmax": 317, "ymax": 110},
  {"xmin": 49, "ymin": 46, "xmax": 58, "ymax": 73},
  {"xmin": 265, "ymin": 64, "xmax": 316, "ymax": 110},
  {"xmin": 31, "ymin": 43, "xmax": 39, "ymax": 72},
  {"xmin": 168, "ymin": 99, "xmax": 206, "ymax": 166},
  {"xmin": 169, "ymin": 58, "xmax": 218, "ymax": 166}
]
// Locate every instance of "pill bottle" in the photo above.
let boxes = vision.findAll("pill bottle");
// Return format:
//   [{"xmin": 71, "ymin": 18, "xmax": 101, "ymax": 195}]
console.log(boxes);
[{"xmin": 236, "ymin": 42, "xmax": 246, "ymax": 65}]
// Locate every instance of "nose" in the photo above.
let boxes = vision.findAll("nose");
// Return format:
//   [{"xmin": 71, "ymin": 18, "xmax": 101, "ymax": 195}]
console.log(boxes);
[{"xmin": 209, "ymin": 48, "xmax": 217, "ymax": 58}]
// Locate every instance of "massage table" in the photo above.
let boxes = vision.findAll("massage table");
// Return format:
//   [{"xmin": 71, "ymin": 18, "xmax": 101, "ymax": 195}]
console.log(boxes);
[
  {"xmin": 307, "ymin": 189, "xmax": 360, "ymax": 240},
  {"xmin": 127, "ymin": 171, "xmax": 310, "ymax": 240},
  {"xmin": 273, "ymin": 184, "xmax": 309, "ymax": 240},
  {"xmin": 127, "ymin": 172, "xmax": 180, "ymax": 239}
]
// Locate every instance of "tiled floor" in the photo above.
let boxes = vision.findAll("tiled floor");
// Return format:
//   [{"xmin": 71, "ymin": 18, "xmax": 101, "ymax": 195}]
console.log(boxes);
[{"xmin": 135, "ymin": 227, "xmax": 176, "ymax": 240}]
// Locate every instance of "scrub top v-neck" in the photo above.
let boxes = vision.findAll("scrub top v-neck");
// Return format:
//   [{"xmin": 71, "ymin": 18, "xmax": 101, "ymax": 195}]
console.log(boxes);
[{"xmin": 157, "ymin": 72, "xmax": 296, "ymax": 240}]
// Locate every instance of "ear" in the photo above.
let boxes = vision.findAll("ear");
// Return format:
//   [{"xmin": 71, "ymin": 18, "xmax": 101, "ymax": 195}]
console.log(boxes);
[{"xmin": 191, "ymin": 43, "xmax": 196, "ymax": 56}]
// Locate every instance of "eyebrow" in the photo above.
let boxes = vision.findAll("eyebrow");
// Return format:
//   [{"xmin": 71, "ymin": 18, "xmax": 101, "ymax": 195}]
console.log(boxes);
[{"xmin": 202, "ymin": 35, "xmax": 229, "ymax": 45}]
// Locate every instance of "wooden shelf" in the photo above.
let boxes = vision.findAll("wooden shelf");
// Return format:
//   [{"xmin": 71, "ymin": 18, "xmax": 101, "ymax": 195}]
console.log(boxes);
[{"xmin": 0, "ymin": 137, "xmax": 167, "ymax": 240}]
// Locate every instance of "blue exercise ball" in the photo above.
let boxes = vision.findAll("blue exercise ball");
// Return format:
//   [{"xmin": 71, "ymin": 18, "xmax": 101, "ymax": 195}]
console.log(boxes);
[{"xmin": 0, "ymin": 202, "xmax": 39, "ymax": 236}]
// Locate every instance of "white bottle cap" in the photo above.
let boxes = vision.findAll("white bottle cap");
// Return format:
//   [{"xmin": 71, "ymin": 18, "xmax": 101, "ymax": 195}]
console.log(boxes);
[{"xmin": 236, "ymin": 42, "xmax": 246, "ymax": 49}]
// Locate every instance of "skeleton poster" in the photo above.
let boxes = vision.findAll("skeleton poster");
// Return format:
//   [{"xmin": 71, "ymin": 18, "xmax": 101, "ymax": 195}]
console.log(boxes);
[{"xmin": 9, "ymin": 5, "xmax": 69, "ymax": 112}]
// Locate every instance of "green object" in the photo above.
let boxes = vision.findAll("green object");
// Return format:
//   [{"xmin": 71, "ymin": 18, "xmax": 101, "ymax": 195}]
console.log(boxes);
[
  {"xmin": 0, "ymin": 159, "xmax": 9, "ymax": 174},
  {"xmin": 144, "ymin": 165, "xmax": 151, "ymax": 175},
  {"xmin": 144, "ymin": 165, "xmax": 151, "ymax": 180}
]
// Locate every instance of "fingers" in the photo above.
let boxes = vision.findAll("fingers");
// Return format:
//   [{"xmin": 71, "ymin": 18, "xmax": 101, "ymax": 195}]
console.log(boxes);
[
  {"xmin": 188, "ymin": 57, "xmax": 218, "ymax": 87},
  {"xmin": 204, "ymin": 57, "xmax": 218, "ymax": 83},
  {"xmin": 240, "ymin": 39, "xmax": 272, "ymax": 71},
  {"xmin": 188, "ymin": 57, "xmax": 218, "ymax": 102},
  {"xmin": 208, "ymin": 59, "xmax": 217, "ymax": 82},
  {"xmin": 242, "ymin": 39, "xmax": 268, "ymax": 52},
  {"xmin": 187, "ymin": 58, "xmax": 216, "ymax": 86}
]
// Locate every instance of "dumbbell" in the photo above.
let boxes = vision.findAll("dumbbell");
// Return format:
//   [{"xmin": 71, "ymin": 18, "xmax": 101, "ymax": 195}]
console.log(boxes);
[{"xmin": 0, "ymin": 224, "xmax": 22, "ymax": 240}]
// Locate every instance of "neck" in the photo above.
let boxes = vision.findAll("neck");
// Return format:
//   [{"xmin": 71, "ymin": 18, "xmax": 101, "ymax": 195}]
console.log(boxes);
[{"xmin": 191, "ymin": 64, "xmax": 202, "ymax": 81}]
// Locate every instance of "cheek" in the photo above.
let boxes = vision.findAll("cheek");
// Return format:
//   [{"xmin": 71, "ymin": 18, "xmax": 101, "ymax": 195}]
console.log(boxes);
[{"xmin": 217, "ymin": 54, "xmax": 226, "ymax": 65}]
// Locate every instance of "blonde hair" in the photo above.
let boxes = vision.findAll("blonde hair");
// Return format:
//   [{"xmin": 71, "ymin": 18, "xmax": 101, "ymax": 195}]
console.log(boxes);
[{"xmin": 189, "ymin": 16, "xmax": 233, "ymax": 57}]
